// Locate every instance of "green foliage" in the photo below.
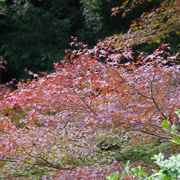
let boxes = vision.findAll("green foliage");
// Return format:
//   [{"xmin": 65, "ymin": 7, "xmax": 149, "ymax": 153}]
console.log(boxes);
[
  {"xmin": 111, "ymin": 0, "xmax": 163, "ymax": 17},
  {"xmin": 106, "ymin": 161, "xmax": 148, "ymax": 180},
  {"xmin": 80, "ymin": 0, "xmax": 103, "ymax": 32},
  {"xmin": 106, "ymin": 171, "xmax": 121, "ymax": 180},
  {"xmin": 113, "ymin": 141, "xmax": 176, "ymax": 163},
  {"xmin": 1, "ymin": 0, "xmax": 177, "ymax": 81},
  {"xmin": 108, "ymin": 0, "xmax": 180, "ymax": 55},
  {"xmin": 162, "ymin": 109, "xmax": 180, "ymax": 145},
  {"xmin": 1, "ymin": 4, "xmax": 71, "ymax": 78},
  {"xmin": 152, "ymin": 153, "xmax": 180, "ymax": 179},
  {"xmin": 133, "ymin": 32, "xmax": 180, "ymax": 55},
  {"xmin": 107, "ymin": 152, "xmax": 180, "ymax": 180},
  {"xmin": 2, "ymin": 0, "xmax": 121, "ymax": 79},
  {"xmin": 0, "ymin": 162, "xmax": 52, "ymax": 179}
]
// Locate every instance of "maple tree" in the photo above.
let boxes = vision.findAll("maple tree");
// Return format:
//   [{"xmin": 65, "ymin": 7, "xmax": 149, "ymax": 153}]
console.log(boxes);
[
  {"xmin": 111, "ymin": 0, "xmax": 180, "ymax": 49},
  {"xmin": 111, "ymin": 0, "xmax": 162, "ymax": 17},
  {"xmin": 0, "ymin": 36, "xmax": 179, "ymax": 178}
]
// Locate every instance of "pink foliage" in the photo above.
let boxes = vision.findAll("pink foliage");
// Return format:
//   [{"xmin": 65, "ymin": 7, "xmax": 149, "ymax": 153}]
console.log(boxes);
[{"xmin": 0, "ymin": 42, "xmax": 179, "ymax": 178}]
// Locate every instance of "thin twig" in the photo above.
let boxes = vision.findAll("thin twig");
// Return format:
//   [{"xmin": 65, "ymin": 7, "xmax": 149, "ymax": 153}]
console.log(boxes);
[
  {"xmin": 114, "ymin": 69, "xmax": 151, "ymax": 99},
  {"xmin": 150, "ymin": 79, "xmax": 169, "ymax": 121}
]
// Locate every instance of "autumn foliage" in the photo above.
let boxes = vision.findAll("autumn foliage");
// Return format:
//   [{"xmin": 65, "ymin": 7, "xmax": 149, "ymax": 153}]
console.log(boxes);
[{"xmin": 0, "ymin": 40, "xmax": 180, "ymax": 178}]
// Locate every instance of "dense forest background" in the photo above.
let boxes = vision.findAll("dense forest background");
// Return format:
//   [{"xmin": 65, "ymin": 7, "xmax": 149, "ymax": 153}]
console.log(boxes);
[{"xmin": 0, "ymin": 0, "xmax": 179, "ymax": 83}]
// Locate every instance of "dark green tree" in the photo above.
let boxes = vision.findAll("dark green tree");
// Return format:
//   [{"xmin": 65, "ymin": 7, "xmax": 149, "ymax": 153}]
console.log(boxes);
[{"xmin": 0, "ymin": 2, "xmax": 71, "ymax": 79}]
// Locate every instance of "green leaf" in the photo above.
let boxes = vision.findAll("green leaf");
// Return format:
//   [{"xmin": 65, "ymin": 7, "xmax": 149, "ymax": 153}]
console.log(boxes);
[
  {"xmin": 162, "ymin": 120, "xmax": 170, "ymax": 130},
  {"xmin": 125, "ymin": 160, "xmax": 130, "ymax": 172},
  {"xmin": 106, "ymin": 171, "xmax": 120, "ymax": 180},
  {"xmin": 171, "ymin": 136, "xmax": 180, "ymax": 144},
  {"xmin": 171, "ymin": 124, "xmax": 178, "ymax": 133},
  {"xmin": 132, "ymin": 166, "xmax": 142, "ymax": 174},
  {"xmin": 0, "ymin": 172, "xmax": 6, "ymax": 178},
  {"xmin": 119, "ymin": 171, "xmax": 125, "ymax": 180}
]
